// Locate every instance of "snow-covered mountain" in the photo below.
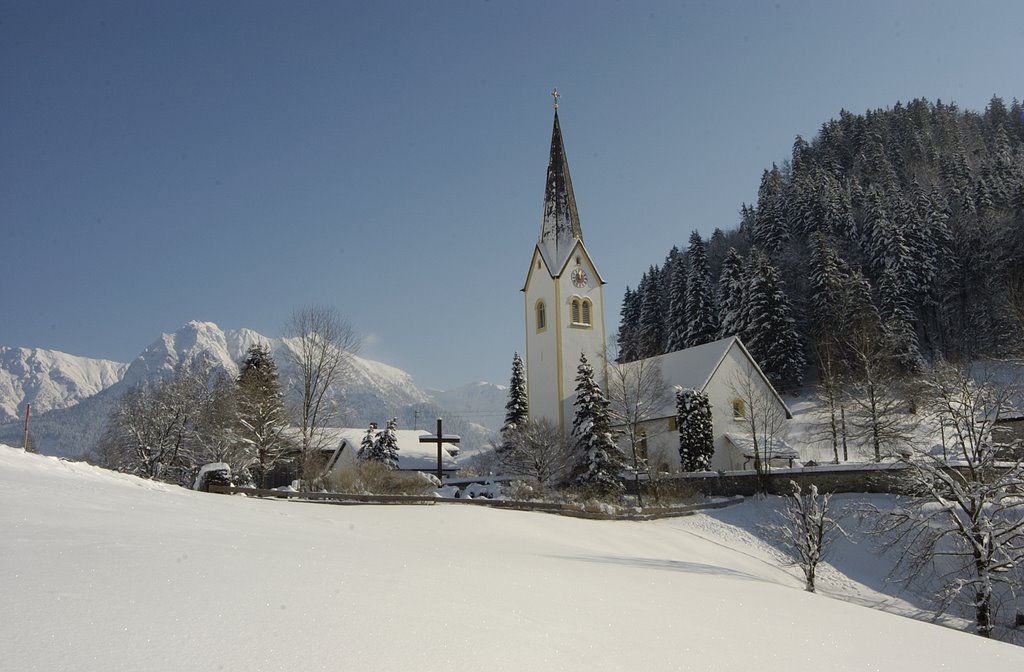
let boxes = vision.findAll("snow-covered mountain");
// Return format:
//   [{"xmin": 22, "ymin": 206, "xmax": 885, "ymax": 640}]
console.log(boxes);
[
  {"xmin": 117, "ymin": 320, "xmax": 432, "ymax": 413},
  {"xmin": 0, "ymin": 321, "xmax": 493, "ymax": 458},
  {"xmin": 426, "ymin": 381, "xmax": 507, "ymax": 432},
  {"xmin": 0, "ymin": 347, "xmax": 127, "ymax": 424}
]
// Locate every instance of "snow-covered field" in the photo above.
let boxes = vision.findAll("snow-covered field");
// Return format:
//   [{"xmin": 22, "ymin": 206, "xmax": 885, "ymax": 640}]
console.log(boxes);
[{"xmin": 3, "ymin": 444, "xmax": 1022, "ymax": 672}]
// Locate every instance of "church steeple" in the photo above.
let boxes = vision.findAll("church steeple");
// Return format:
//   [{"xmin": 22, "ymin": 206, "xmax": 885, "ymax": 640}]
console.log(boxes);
[
  {"xmin": 539, "ymin": 100, "xmax": 582, "ymax": 272},
  {"xmin": 523, "ymin": 91, "xmax": 606, "ymax": 435}
]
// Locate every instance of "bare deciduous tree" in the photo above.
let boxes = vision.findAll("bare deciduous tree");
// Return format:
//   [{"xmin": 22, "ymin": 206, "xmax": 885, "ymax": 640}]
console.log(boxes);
[
  {"xmin": 871, "ymin": 362, "xmax": 1024, "ymax": 640},
  {"xmin": 499, "ymin": 417, "xmax": 573, "ymax": 486},
  {"xmin": 768, "ymin": 481, "xmax": 842, "ymax": 593},
  {"xmin": 812, "ymin": 338, "xmax": 849, "ymax": 463},
  {"xmin": 99, "ymin": 364, "xmax": 211, "ymax": 485},
  {"xmin": 729, "ymin": 365, "xmax": 789, "ymax": 494},
  {"xmin": 284, "ymin": 306, "xmax": 359, "ymax": 483},
  {"xmin": 604, "ymin": 350, "xmax": 670, "ymax": 506},
  {"xmin": 844, "ymin": 322, "xmax": 918, "ymax": 462}
]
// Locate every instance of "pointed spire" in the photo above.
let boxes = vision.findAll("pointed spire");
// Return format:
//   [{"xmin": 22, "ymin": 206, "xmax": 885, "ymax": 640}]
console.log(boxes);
[{"xmin": 539, "ymin": 102, "xmax": 582, "ymax": 271}]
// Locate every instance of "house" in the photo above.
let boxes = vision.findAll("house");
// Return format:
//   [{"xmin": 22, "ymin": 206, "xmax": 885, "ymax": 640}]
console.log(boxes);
[
  {"xmin": 612, "ymin": 336, "xmax": 795, "ymax": 473},
  {"xmin": 993, "ymin": 414, "xmax": 1024, "ymax": 460},
  {"xmin": 323, "ymin": 428, "xmax": 461, "ymax": 478}
]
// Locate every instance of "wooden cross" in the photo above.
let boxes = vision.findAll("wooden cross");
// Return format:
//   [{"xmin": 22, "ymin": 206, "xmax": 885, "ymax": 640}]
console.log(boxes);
[{"xmin": 418, "ymin": 417, "xmax": 460, "ymax": 482}]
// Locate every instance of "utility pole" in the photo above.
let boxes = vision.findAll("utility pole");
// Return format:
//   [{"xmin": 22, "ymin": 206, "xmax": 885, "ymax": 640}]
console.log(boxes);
[{"xmin": 23, "ymin": 403, "xmax": 34, "ymax": 453}]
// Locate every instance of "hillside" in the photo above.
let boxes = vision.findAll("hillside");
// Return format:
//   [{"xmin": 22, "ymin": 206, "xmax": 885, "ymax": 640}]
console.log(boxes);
[
  {"xmin": 2, "ymin": 444, "xmax": 1022, "ymax": 671},
  {"xmin": 620, "ymin": 96, "xmax": 1024, "ymax": 386}
]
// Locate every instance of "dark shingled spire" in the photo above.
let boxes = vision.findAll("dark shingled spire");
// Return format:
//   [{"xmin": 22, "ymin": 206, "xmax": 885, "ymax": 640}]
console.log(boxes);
[{"xmin": 539, "ymin": 110, "xmax": 583, "ymax": 270}]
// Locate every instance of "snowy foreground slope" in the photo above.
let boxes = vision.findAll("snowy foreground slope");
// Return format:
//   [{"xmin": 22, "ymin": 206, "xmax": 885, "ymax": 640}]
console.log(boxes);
[{"xmin": 2, "ymin": 446, "xmax": 1021, "ymax": 672}]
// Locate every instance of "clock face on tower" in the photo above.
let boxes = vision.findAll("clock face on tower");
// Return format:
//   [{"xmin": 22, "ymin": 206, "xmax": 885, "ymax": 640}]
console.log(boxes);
[{"xmin": 570, "ymin": 267, "xmax": 588, "ymax": 288}]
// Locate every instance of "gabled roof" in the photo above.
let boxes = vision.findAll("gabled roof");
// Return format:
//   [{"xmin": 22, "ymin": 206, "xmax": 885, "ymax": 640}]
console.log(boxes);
[
  {"xmin": 522, "ymin": 238, "xmax": 605, "ymax": 291},
  {"xmin": 617, "ymin": 336, "xmax": 792, "ymax": 419},
  {"xmin": 538, "ymin": 110, "xmax": 583, "ymax": 272}
]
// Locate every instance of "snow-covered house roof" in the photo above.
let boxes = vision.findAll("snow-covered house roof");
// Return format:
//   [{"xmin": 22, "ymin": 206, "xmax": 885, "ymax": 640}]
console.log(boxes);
[
  {"xmin": 617, "ymin": 336, "xmax": 792, "ymax": 420},
  {"xmin": 324, "ymin": 428, "xmax": 460, "ymax": 473}
]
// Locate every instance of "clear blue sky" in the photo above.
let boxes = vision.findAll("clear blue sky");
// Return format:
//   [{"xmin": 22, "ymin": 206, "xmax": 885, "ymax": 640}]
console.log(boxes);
[{"xmin": 2, "ymin": 1, "xmax": 1021, "ymax": 390}]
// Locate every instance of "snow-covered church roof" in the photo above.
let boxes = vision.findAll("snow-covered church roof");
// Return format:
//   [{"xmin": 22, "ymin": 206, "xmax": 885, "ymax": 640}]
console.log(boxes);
[{"xmin": 616, "ymin": 336, "xmax": 792, "ymax": 420}]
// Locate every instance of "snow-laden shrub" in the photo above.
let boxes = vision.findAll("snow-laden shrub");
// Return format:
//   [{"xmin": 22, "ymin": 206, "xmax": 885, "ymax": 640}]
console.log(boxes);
[{"xmin": 328, "ymin": 461, "xmax": 436, "ymax": 496}]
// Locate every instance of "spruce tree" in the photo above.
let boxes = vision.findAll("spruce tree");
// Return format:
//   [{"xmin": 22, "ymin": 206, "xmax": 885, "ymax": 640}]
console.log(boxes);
[
  {"xmin": 357, "ymin": 425, "xmax": 376, "ymax": 460},
  {"xmin": 617, "ymin": 286, "xmax": 642, "ymax": 363},
  {"xmin": 878, "ymin": 268, "xmax": 922, "ymax": 374},
  {"xmin": 570, "ymin": 353, "xmax": 624, "ymax": 493},
  {"xmin": 664, "ymin": 250, "xmax": 689, "ymax": 352},
  {"xmin": 377, "ymin": 418, "xmax": 400, "ymax": 470},
  {"xmin": 236, "ymin": 344, "xmax": 290, "ymax": 488},
  {"xmin": 742, "ymin": 250, "xmax": 806, "ymax": 389},
  {"xmin": 499, "ymin": 352, "xmax": 529, "ymax": 457},
  {"xmin": 717, "ymin": 247, "xmax": 746, "ymax": 338},
  {"xmin": 808, "ymin": 233, "xmax": 848, "ymax": 341},
  {"xmin": 753, "ymin": 165, "xmax": 789, "ymax": 252},
  {"xmin": 676, "ymin": 388, "xmax": 714, "ymax": 472},
  {"xmin": 360, "ymin": 418, "xmax": 400, "ymax": 469},
  {"xmin": 684, "ymin": 230, "xmax": 719, "ymax": 347},
  {"xmin": 637, "ymin": 266, "xmax": 665, "ymax": 358}
]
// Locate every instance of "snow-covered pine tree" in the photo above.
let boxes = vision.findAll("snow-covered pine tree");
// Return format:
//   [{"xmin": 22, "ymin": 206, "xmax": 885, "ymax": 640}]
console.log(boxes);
[
  {"xmin": 742, "ymin": 250, "xmax": 806, "ymax": 389},
  {"xmin": 878, "ymin": 267, "xmax": 922, "ymax": 374},
  {"xmin": 377, "ymin": 417, "xmax": 400, "ymax": 470},
  {"xmin": 359, "ymin": 419, "xmax": 400, "ymax": 469},
  {"xmin": 684, "ymin": 230, "xmax": 719, "ymax": 347},
  {"xmin": 664, "ymin": 249, "xmax": 689, "ymax": 353},
  {"xmin": 638, "ymin": 266, "xmax": 665, "ymax": 358},
  {"xmin": 570, "ymin": 353, "xmax": 624, "ymax": 493},
  {"xmin": 357, "ymin": 424, "xmax": 376, "ymax": 460},
  {"xmin": 235, "ymin": 344, "xmax": 290, "ymax": 488},
  {"xmin": 617, "ymin": 286, "xmax": 642, "ymax": 363},
  {"xmin": 499, "ymin": 352, "xmax": 529, "ymax": 456},
  {"xmin": 717, "ymin": 247, "xmax": 746, "ymax": 338},
  {"xmin": 753, "ymin": 165, "xmax": 789, "ymax": 253},
  {"xmin": 808, "ymin": 233, "xmax": 848, "ymax": 342},
  {"xmin": 676, "ymin": 388, "xmax": 714, "ymax": 472}
]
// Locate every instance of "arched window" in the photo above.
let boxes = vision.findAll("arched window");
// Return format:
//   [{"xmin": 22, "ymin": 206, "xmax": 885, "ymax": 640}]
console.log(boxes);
[
  {"xmin": 571, "ymin": 299, "xmax": 581, "ymax": 324},
  {"xmin": 581, "ymin": 299, "xmax": 591, "ymax": 325},
  {"xmin": 536, "ymin": 300, "xmax": 546, "ymax": 332}
]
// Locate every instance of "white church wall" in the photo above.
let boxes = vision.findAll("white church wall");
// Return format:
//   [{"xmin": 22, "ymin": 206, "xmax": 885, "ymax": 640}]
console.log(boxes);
[
  {"xmin": 616, "ymin": 341, "xmax": 790, "ymax": 474},
  {"xmin": 524, "ymin": 251, "xmax": 561, "ymax": 430},
  {"xmin": 703, "ymin": 344, "xmax": 789, "ymax": 471}
]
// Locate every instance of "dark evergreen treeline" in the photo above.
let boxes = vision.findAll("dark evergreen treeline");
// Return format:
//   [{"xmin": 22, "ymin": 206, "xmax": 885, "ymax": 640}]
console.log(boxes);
[{"xmin": 617, "ymin": 96, "xmax": 1024, "ymax": 388}]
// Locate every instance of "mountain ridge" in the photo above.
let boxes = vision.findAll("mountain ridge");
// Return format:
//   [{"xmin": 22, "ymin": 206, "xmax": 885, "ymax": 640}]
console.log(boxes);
[{"xmin": 0, "ymin": 321, "xmax": 503, "ymax": 458}]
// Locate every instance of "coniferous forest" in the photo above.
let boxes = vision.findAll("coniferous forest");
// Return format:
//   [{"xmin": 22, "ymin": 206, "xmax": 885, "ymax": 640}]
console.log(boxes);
[{"xmin": 617, "ymin": 97, "xmax": 1024, "ymax": 389}]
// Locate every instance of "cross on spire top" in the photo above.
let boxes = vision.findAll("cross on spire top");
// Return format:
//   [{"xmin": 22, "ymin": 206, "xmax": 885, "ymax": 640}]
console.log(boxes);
[{"xmin": 551, "ymin": 88, "xmax": 560, "ymax": 110}]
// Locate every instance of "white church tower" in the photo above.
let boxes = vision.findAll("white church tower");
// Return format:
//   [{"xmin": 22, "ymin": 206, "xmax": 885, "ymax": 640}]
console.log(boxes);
[{"xmin": 522, "ymin": 92, "xmax": 607, "ymax": 434}]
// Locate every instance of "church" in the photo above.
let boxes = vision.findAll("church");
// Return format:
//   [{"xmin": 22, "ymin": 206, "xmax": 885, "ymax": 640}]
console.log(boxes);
[{"xmin": 521, "ymin": 94, "xmax": 793, "ymax": 472}]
